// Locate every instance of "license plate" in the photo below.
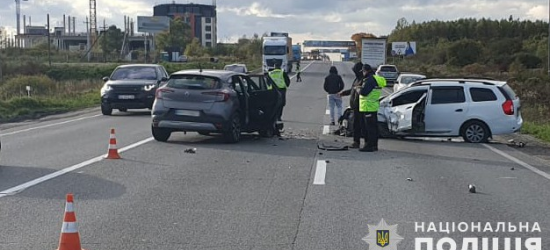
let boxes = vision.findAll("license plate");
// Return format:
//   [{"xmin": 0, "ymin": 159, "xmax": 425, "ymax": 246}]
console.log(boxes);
[
  {"xmin": 175, "ymin": 110, "xmax": 200, "ymax": 117},
  {"xmin": 118, "ymin": 95, "xmax": 135, "ymax": 99}
]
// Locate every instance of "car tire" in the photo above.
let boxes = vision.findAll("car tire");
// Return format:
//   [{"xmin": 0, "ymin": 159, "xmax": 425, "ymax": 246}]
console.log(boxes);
[
  {"xmin": 118, "ymin": 108, "xmax": 128, "ymax": 112},
  {"xmin": 223, "ymin": 113, "xmax": 241, "ymax": 143},
  {"xmin": 198, "ymin": 131, "xmax": 211, "ymax": 136},
  {"xmin": 461, "ymin": 121, "xmax": 489, "ymax": 143},
  {"xmin": 152, "ymin": 127, "xmax": 171, "ymax": 142},
  {"xmin": 378, "ymin": 122, "xmax": 393, "ymax": 138},
  {"xmin": 101, "ymin": 104, "xmax": 112, "ymax": 115},
  {"xmin": 259, "ymin": 124, "xmax": 275, "ymax": 138}
]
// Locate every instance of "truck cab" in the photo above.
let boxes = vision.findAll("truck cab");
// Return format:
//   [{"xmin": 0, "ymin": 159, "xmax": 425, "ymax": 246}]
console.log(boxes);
[{"xmin": 262, "ymin": 36, "xmax": 293, "ymax": 73}]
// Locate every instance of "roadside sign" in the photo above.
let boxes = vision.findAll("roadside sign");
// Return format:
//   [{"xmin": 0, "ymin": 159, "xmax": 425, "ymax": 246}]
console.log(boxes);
[
  {"xmin": 361, "ymin": 38, "xmax": 387, "ymax": 68},
  {"xmin": 137, "ymin": 16, "xmax": 170, "ymax": 34}
]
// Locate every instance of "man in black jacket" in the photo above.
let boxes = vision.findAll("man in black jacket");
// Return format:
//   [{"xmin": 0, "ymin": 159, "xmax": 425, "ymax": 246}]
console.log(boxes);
[
  {"xmin": 338, "ymin": 62, "xmax": 364, "ymax": 148},
  {"xmin": 323, "ymin": 66, "xmax": 345, "ymax": 125}
]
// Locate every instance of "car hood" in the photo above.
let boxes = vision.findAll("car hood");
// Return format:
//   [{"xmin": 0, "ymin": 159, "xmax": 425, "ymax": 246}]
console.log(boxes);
[{"xmin": 106, "ymin": 80, "xmax": 157, "ymax": 86}]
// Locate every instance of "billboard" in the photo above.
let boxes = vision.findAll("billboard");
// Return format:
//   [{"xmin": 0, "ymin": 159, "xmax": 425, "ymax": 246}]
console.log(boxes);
[
  {"xmin": 361, "ymin": 38, "xmax": 387, "ymax": 68},
  {"xmin": 137, "ymin": 16, "xmax": 171, "ymax": 34},
  {"xmin": 303, "ymin": 40, "xmax": 356, "ymax": 47},
  {"xmin": 391, "ymin": 41, "xmax": 416, "ymax": 56}
]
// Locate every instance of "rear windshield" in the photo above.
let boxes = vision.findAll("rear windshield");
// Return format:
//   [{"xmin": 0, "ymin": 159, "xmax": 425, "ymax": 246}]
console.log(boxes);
[
  {"xmin": 224, "ymin": 65, "xmax": 247, "ymax": 73},
  {"xmin": 499, "ymin": 84, "xmax": 518, "ymax": 100},
  {"xmin": 167, "ymin": 75, "xmax": 221, "ymax": 90},
  {"xmin": 110, "ymin": 66, "xmax": 158, "ymax": 80},
  {"xmin": 380, "ymin": 66, "xmax": 398, "ymax": 72}
]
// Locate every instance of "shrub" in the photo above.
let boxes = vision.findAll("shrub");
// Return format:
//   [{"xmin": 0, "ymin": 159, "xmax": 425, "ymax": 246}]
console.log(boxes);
[
  {"xmin": 0, "ymin": 75, "xmax": 56, "ymax": 99},
  {"xmin": 462, "ymin": 63, "xmax": 488, "ymax": 75}
]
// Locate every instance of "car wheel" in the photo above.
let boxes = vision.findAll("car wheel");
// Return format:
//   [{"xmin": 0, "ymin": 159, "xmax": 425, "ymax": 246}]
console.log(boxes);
[
  {"xmin": 223, "ymin": 113, "xmax": 241, "ymax": 143},
  {"xmin": 118, "ymin": 108, "xmax": 128, "ymax": 112},
  {"xmin": 198, "ymin": 131, "xmax": 211, "ymax": 136},
  {"xmin": 378, "ymin": 122, "xmax": 393, "ymax": 138},
  {"xmin": 152, "ymin": 127, "xmax": 171, "ymax": 142},
  {"xmin": 101, "ymin": 104, "xmax": 112, "ymax": 115},
  {"xmin": 462, "ymin": 121, "xmax": 489, "ymax": 143},
  {"xmin": 259, "ymin": 123, "xmax": 275, "ymax": 138}
]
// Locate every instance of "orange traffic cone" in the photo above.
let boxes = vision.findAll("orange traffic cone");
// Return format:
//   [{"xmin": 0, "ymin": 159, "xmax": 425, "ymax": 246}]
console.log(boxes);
[
  {"xmin": 106, "ymin": 128, "xmax": 121, "ymax": 159},
  {"xmin": 56, "ymin": 193, "xmax": 86, "ymax": 250}
]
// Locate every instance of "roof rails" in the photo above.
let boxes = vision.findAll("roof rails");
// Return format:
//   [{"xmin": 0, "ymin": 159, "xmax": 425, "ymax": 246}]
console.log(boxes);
[
  {"xmin": 410, "ymin": 76, "xmax": 501, "ymax": 87},
  {"xmin": 418, "ymin": 76, "xmax": 497, "ymax": 81}
]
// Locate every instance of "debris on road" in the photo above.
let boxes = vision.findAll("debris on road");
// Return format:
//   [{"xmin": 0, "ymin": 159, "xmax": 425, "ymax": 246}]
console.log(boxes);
[
  {"xmin": 184, "ymin": 148, "xmax": 197, "ymax": 154},
  {"xmin": 511, "ymin": 167, "xmax": 515, "ymax": 170},
  {"xmin": 325, "ymin": 160, "xmax": 330, "ymax": 163},
  {"xmin": 508, "ymin": 139, "xmax": 527, "ymax": 148},
  {"xmin": 468, "ymin": 184, "xmax": 476, "ymax": 193},
  {"xmin": 317, "ymin": 143, "xmax": 349, "ymax": 151},
  {"xmin": 407, "ymin": 178, "xmax": 413, "ymax": 181}
]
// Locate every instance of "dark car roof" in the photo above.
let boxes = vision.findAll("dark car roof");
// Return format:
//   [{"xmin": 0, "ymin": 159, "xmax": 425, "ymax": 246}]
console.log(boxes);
[{"xmin": 171, "ymin": 69, "xmax": 242, "ymax": 81}]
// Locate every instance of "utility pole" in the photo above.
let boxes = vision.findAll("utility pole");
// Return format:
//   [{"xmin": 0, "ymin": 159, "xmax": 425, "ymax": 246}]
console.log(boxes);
[
  {"xmin": 47, "ymin": 13, "xmax": 51, "ymax": 67},
  {"xmin": 84, "ymin": 16, "xmax": 91, "ymax": 62},
  {"xmin": 548, "ymin": 0, "xmax": 550, "ymax": 75},
  {"xmin": 101, "ymin": 19, "xmax": 107, "ymax": 62}
]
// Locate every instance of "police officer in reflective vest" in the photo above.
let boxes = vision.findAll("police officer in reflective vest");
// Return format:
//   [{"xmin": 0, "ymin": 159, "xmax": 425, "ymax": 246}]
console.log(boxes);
[
  {"xmin": 268, "ymin": 64, "xmax": 290, "ymax": 121},
  {"xmin": 358, "ymin": 64, "xmax": 386, "ymax": 152}
]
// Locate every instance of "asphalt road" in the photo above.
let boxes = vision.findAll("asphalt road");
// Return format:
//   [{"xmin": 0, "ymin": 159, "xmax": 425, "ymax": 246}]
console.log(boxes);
[{"xmin": 0, "ymin": 61, "xmax": 549, "ymax": 250}]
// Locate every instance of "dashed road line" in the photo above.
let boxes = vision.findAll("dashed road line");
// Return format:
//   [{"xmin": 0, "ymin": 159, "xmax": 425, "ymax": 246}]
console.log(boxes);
[
  {"xmin": 313, "ymin": 160, "xmax": 327, "ymax": 185},
  {"xmin": 322, "ymin": 125, "xmax": 330, "ymax": 135}
]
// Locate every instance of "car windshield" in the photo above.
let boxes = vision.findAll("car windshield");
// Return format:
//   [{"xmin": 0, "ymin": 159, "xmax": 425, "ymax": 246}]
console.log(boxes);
[
  {"xmin": 380, "ymin": 66, "xmax": 398, "ymax": 72},
  {"xmin": 166, "ymin": 75, "xmax": 221, "ymax": 90},
  {"xmin": 110, "ymin": 66, "xmax": 157, "ymax": 80},
  {"xmin": 264, "ymin": 46, "xmax": 286, "ymax": 55},
  {"xmin": 401, "ymin": 76, "xmax": 425, "ymax": 84}
]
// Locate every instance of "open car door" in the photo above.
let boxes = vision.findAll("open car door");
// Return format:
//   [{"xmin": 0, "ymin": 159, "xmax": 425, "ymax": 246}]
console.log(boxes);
[
  {"xmin": 242, "ymin": 74, "xmax": 280, "ymax": 135},
  {"xmin": 386, "ymin": 93, "xmax": 426, "ymax": 132}
]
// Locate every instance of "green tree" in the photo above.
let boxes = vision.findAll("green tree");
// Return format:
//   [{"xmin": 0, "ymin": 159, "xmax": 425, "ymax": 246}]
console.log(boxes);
[
  {"xmin": 447, "ymin": 39, "xmax": 484, "ymax": 67},
  {"xmin": 184, "ymin": 38, "xmax": 204, "ymax": 57},
  {"xmin": 155, "ymin": 17, "xmax": 192, "ymax": 52},
  {"xmin": 99, "ymin": 25, "xmax": 124, "ymax": 54}
]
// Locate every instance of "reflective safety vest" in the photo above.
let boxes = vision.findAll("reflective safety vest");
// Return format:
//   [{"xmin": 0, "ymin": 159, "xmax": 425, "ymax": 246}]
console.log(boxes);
[
  {"xmin": 268, "ymin": 69, "xmax": 287, "ymax": 89},
  {"xmin": 359, "ymin": 75, "xmax": 387, "ymax": 112}
]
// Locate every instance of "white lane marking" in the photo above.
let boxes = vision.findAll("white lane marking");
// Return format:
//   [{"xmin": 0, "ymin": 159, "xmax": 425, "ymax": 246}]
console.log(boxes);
[
  {"xmin": 289, "ymin": 61, "xmax": 314, "ymax": 80},
  {"xmin": 322, "ymin": 125, "xmax": 330, "ymax": 135},
  {"xmin": 313, "ymin": 160, "xmax": 327, "ymax": 185},
  {"xmin": 483, "ymin": 144, "xmax": 550, "ymax": 180},
  {"xmin": 0, "ymin": 137, "xmax": 155, "ymax": 198},
  {"xmin": 325, "ymin": 109, "xmax": 330, "ymax": 115},
  {"xmin": 0, "ymin": 114, "xmax": 102, "ymax": 137}
]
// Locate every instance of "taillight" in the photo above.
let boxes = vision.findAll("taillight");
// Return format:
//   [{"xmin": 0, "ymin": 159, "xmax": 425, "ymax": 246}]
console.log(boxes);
[
  {"xmin": 202, "ymin": 91, "xmax": 230, "ymax": 102},
  {"xmin": 502, "ymin": 100, "xmax": 514, "ymax": 115},
  {"xmin": 156, "ymin": 88, "xmax": 174, "ymax": 99}
]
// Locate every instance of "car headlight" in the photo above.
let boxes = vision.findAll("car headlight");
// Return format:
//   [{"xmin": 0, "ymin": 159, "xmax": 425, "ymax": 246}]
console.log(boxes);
[
  {"xmin": 100, "ymin": 84, "xmax": 112, "ymax": 95},
  {"xmin": 144, "ymin": 84, "xmax": 156, "ymax": 91}
]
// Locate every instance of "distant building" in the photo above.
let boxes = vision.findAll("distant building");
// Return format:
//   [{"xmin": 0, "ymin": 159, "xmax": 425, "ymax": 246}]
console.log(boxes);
[{"xmin": 153, "ymin": 3, "xmax": 217, "ymax": 48}]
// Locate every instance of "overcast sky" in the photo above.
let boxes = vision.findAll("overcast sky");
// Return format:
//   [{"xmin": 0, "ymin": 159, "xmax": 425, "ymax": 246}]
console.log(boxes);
[{"xmin": 0, "ymin": 0, "xmax": 548, "ymax": 43}]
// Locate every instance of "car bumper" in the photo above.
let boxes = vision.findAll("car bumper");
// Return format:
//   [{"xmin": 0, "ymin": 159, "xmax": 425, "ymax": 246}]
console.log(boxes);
[
  {"xmin": 102, "ymin": 92, "xmax": 155, "ymax": 109},
  {"xmin": 152, "ymin": 110, "xmax": 231, "ymax": 132}
]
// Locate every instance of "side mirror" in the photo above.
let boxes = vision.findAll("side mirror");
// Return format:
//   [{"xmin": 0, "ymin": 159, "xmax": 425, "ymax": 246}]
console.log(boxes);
[
  {"xmin": 102, "ymin": 76, "xmax": 109, "ymax": 82},
  {"xmin": 157, "ymin": 77, "xmax": 168, "ymax": 85}
]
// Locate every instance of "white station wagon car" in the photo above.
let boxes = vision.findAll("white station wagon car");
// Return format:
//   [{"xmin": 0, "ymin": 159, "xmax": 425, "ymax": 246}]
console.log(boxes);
[{"xmin": 378, "ymin": 78, "xmax": 523, "ymax": 143}]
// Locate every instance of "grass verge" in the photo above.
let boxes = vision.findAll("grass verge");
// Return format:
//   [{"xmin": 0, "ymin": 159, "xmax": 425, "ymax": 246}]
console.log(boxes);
[
  {"xmin": 521, "ymin": 122, "xmax": 550, "ymax": 143},
  {"xmin": 0, "ymin": 90, "xmax": 100, "ymax": 123}
]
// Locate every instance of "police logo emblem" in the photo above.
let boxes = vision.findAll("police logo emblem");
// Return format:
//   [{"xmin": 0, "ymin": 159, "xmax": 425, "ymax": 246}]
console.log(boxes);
[
  {"xmin": 363, "ymin": 218, "xmax": 403, "ymax": 250},
  {"xmin": 377, "ymin": 230, "xmax": 389, "ymax": 247}
]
